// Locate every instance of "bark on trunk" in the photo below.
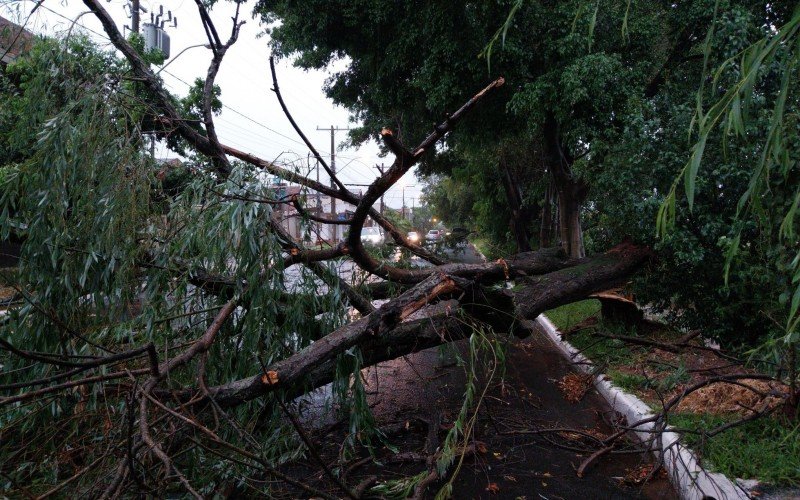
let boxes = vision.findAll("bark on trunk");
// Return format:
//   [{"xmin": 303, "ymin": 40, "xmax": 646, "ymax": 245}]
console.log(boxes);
[
  {"xmin": 557, "ymin": 183, "xmax": 586, "ymax": 259},
  {"xmin": 513, "ymin": 242, "xmax": 650, "ymax": 319},
  {"xmin": 540, "ymin": 179, "xmax": 555, "ymax": 249},
  {"xmin": 499, "ymin": 153, "xmax": 532, "ymax": 253},
  {"xmin": 543, "ymin": 113, "xmax": 587, "ymax": 258},
  {"xmin": 192, "ymin": 244, "xmax": 650, "ymax": 409}
]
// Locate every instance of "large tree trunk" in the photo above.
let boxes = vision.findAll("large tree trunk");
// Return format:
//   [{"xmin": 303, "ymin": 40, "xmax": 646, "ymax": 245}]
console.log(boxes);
[
  {"xmin": 543, "ymin": 114, "xmax": 587, "ymax": 258},
  {"xmin": 556, "ymin": 179, "xmax": 587, "ymax": 258},
  {"xmin": 540, "ymin": 179, "xmax": 556, "ymax": 248},
  {"xmin": 196, "ymin": 244, "xmax": 651, "ymax": 409},
  {"xmin": 499, "ymin": 152, "xmax": 532, "ymax": 252}
]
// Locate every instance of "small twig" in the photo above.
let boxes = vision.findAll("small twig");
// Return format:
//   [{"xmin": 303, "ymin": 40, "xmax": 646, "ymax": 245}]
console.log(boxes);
[
  {"xmin": 576, "ymin": 445, "xmax": 613, "ymax": 478},
  {"xmin": 273, "ymin": 390, "xmax": 357, "ymax": 498},
  {"xmin": 0, "ymin": 368, "xmax": 149, "ymax": 406},
  {"xmin": 36, "ymin": 451, "xmax": 107, "ymax": 499},
  {"xmin": 0, "ymin": 343, "xmax": 158, "ymax": 391},
  {"xmin": 354, "ymin": 475, "xmax": 378, "ymax": 497},
  {"xmin": 187, "ymin": 436, "xmax": 338, "ymax": 500}
]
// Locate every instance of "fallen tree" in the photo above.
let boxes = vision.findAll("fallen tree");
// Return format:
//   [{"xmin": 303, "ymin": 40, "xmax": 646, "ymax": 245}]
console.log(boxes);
[
  {"xmin": 203, "ymin": 242, "xmax": 651, "ymax": 408},
  {"xmin": 0, "ymin": 3, "xmax": 653, "ymax": 497}
]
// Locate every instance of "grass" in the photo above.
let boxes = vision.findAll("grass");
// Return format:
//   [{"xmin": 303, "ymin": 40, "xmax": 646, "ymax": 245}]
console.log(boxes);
[
  {"xmin": 543, "ymin": 300, "xmax": 800, "ymax": 487},
  {"xmin": 668, "ymin": 413, "xmax": 800, "ymax": 485},
  {"xmin": 546, "ymin": 300, "xmax": 638, "ymax": 366},
  {"xmin": 607, "ymin": 370, "xmax": 649, "ymax": 392},
  {"xmin": 545, "ymin": 299, "xmax": 601, "ymax": 331},
  {"xmin": 470, "ymin": 237, "xmax": 496, "ymax": 260}
]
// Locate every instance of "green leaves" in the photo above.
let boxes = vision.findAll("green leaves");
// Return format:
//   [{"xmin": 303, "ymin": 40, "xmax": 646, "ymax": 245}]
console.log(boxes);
[
  {"xmin": 658, "ymin": 5, "xmax": 800, "ymax": 343},
  {"xmin": 666, "ymin": 6, "xmax": 800, "ymax": 224},
  {"xmin": 479, "ymin": 0, "xmax": 524, "ymax": 74},
  {"xmin": 587, "ymin": 1, "xmax": 599, "ymax": 53},
  {"xmin": 684, "ymin": 133, "xmax": 707, "ymax": 211}
]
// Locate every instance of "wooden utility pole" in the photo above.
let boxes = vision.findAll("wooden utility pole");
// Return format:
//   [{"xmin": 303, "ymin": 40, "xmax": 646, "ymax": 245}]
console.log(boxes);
[
  {"xmin": 316, "ymin": 125, "xmax": 349, "ymax": 241},
  {"xmin": 375, "ymin": 163, "xmax": 386, "ymax": 214},
  {"xmin": 402, "ymin": 184, "xmax": 416, "ymax": 220},
  {"xmin": 316, "ymin": 125, "xmax": 349, "ymax": 216},
  {"xmin": 131, "ymin": 0, "xmax": 140, "ymax": 32}
]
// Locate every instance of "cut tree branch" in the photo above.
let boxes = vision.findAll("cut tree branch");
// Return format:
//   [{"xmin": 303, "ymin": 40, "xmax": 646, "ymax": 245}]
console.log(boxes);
[{"xmin": 175, "ymin": 244, "xmax": 650, "ymax": 408}]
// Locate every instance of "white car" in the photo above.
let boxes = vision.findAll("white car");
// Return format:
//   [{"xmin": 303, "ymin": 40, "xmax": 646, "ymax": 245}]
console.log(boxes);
[
  {"xmin": 425, "ymin": 229, "xmax": 443, "ymax": 242},
  {"xmin": 360, "ymin": 226, "xmax": 384, "ymax": 246},
  {"xmin": 407, "ymin": 231, "xmax": 420, "ymax": 243}
]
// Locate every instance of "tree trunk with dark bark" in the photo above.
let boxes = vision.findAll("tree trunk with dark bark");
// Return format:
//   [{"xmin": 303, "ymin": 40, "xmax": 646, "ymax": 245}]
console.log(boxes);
[
  {"xmin": 543, "ymin": 114, "xmax": 587, "ymax": 258},
  {"xmin": 499, "ymin": 153, "xmax": 532, "ymax": 252},
  {"xmin": 194, "ymin": 243, "xmax": 651, "ymax": 409},
  {"xmin": 556, "ymin": 178, "xmax": 588, "ymax": 258},
  {"xmin": 540, "ymin": 178, "xmax": 556, "ymax": 249}
]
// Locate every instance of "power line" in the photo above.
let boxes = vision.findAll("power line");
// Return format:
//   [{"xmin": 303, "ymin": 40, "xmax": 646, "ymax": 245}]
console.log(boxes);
[
  {"xmin": 158, "ymin": 68, "xmax": 311, "ymax": 149},
  {"xmin": 19, "ymin": 4, "xmax": 308, "ymax": 154},
  {"xmin": 16, "ymin": 2, "xmax": 385, "ymax": 181}
]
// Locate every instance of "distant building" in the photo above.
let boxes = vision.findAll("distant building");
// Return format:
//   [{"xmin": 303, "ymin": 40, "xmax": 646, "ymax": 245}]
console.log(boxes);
[
  {"xmin": 0, "ymin": 16, "xmax": 34, "ymax": 67},
  {"xmin": 267, "ymin": 182, "xmax": 382, "ymax": 244}
]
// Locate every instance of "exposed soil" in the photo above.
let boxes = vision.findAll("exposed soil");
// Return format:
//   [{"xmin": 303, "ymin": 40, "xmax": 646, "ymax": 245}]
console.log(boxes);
[
  {"xmin": 0, "ymin": 266, "xmax": 17, "ymax": 305},
  {"xmin": 564, "ymin": 317, "xmax": 791, "ymax": 416},
  {"xmin": 676, "ymin": 378, "xmax": 789, "ymax": 415},
  {"xmin": 274, "ymin": 329, "xmax": 676, "ymax": 499}
]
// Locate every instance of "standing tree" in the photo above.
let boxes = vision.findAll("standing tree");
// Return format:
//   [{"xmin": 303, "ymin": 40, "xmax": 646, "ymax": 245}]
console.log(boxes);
[{"xmin": 257, "ymin": 0, "xmax": 748, "ymax": 258}]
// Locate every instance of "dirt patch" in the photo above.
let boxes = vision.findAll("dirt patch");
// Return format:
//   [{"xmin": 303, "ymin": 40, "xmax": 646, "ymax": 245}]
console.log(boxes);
[
  {"xmin": 675, "ymin": 379, "xmax": 789, "ymax": 415},
  {"xmin": 571, "ymin": 316, "xmax": 792, "ymax": 416},
  {"xmin": 558, "ymin": 372, "xmax": 593, "ymax": 402},
  {"xmin": 0, "ymin": 286, "xmax": 15, "ymax": 302}
]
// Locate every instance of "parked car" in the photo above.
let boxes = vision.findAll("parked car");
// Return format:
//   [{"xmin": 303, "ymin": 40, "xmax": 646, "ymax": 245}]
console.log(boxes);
[
  {"xmin": 407, "ymin": 231, "xmax": 420, "ymax": 244},
  {"xmin": 425, "ymin": 229, "xmax": 443, "ymax": 242},
  {"xmin": 360, "ymin": 226, "xmax": 384, "ymax": 246},
  {"xmin": 443, "ymin": 227, "xmax": 471, "ymax": 245}
]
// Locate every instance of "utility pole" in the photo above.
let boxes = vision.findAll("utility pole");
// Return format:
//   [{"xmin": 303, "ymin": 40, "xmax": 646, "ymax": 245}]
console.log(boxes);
[
  {"xmin": 126, "ymin": 0, "xmax": 147, "ymax": 33},
  {"xmin": 315, "ymin": 159, "xmax": 321, "ymax": 244},
  {"xmin": 316, "ymin": 125, "xmax": 349, "ymax": 240},
  {"xmin": 402, "ymin": 185, "xmax": 416, "ymax": 220},
  {"xmin": 131, "ymin": 0, "xmax": 140, "ymax": 32},
  {"xmin": 375, "ymin": 163, "xmax": 386, "ymax": 214}
]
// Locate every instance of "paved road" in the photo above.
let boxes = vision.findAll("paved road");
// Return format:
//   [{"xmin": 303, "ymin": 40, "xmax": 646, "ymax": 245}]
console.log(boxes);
[
  {"xmin": 427, "ymin": 240, "xmax": 486, "ymax": 264},
  {"xmin": 292, "ymin": 325, "xmax": 675, "ymax": 499},
  {"xmin": 282, "ymin": 240, "xmax": 486, "ymax": 294}
]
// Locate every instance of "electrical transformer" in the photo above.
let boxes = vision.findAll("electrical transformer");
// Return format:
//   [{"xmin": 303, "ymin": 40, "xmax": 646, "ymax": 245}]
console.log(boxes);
[{"xmin": 142, "ymin": 23, "xmax": 170, "ymax": 59}]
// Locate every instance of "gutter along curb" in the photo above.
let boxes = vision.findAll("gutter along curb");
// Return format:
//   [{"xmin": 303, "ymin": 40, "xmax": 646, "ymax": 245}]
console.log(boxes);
[{"xmin": 531, "ymin": 314, "xmax": 750, "ymax": 500}]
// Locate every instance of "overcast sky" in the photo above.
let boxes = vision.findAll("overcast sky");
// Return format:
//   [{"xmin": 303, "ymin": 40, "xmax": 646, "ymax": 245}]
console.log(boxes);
[{"xmin": 1, "ymin": 0, "xmax": 424, "ymax": 208}]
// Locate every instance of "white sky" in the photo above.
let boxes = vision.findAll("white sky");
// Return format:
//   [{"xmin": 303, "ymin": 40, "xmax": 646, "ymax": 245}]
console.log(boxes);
[{"xmin": 1, "ymin": 0, "xmax": 423, "ymax": 208}]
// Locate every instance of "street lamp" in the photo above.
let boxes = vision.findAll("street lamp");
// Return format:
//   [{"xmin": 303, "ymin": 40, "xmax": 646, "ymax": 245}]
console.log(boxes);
[
  {"xmin": 402, "ymin": 184, "xmax": 416, "ymax": 219},
  {"xmin": 155, "ymin": 43, "xmax": 211, "ymax": 75}
]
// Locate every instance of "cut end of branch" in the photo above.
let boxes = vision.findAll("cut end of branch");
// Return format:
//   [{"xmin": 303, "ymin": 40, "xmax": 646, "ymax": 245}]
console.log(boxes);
[
  {"xmin": 261, "ymin": 371, "xmax": 279, "ymax": 386},
  {"xmin": 399, "ymin": 277, "xmax": 460, "ymax": 321},
  {"xmin": 495, "ymin": 258, "xmax": 509, "ymax": 280},
  {"xmin": 381, "ymin": 128, "xmax": 393, "ymax": 137}
]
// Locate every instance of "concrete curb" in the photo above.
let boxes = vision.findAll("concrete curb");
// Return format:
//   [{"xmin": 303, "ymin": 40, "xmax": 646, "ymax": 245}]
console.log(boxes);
[{"xmin": 533, "ymin": 314, "xmax": 750, "ymax": 500}]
